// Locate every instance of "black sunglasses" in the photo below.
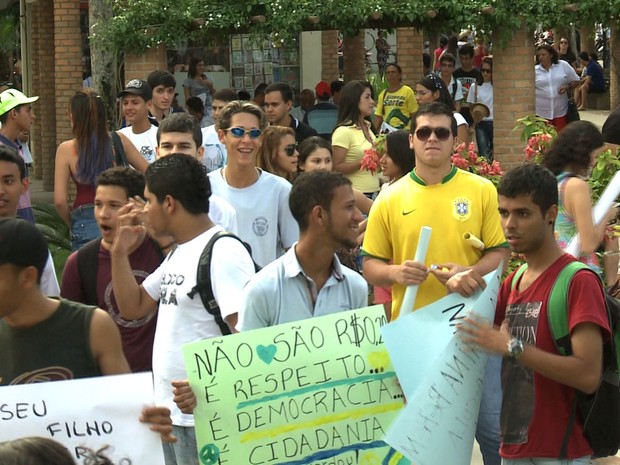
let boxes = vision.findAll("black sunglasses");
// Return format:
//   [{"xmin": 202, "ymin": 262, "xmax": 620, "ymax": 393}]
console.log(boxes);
[
  {"xmin": 481, "ymin": 68, "xmax": 492, "ymax": 73},
  {"xmin": 415, "ymin": 126, "xmax": 452, "ymax": 142},
  {"xmin": 284, "ymin": 144, "xmax": 297, "ymax": 156}
]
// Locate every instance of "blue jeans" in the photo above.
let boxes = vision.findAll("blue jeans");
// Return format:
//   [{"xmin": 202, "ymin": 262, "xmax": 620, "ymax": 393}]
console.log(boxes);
[
  {"xmin": 70, "ymin": 204, "xmax": 100, "ymax": 251},
  {"xmin": 162, "ymin": 425, "xmax": 200, "ymax": 465},
  {"xmin": 17, "ymin": 206, "xmax": 35, "ymax": 224},
  {"xmin": 476, "ymin": 120, "xmax": 494, "ymax": 161},
  {"xmin": 503, "ymin": 456, "xmax": 590, "ymax": 465},
  {"xmin": 477, "ymin": 354, "xmax": 502, "ymax": 465}
]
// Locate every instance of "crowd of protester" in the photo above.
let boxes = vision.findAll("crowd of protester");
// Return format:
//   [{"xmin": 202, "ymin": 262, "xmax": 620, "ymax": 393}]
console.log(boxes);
[{"xmin": 0, "ymin": 32, "xmax": 619, "ymax": 465}]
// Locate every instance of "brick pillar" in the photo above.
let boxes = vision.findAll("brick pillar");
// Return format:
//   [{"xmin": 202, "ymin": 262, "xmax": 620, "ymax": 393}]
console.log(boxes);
[
  {"xmin": 396, "ymin": 27, "xmax": 424, "ymax": 87},
  {"xmin": 321, "ymin": 30, "xmax": 339, "ymax": 82},
  {"xmin": 342, "ymin": 32, "xmax": 365, "ymax": 81},
  {"xmin": 580, "ymin": 26, "xmax": 595, "ymax": 54},
  {"xmin": 611, "ymin": 26, "xmax": 619, "ymax": 110},
  {"xmin": 54, "ymin": 0, "xmax": 82, "ymax": 183},
  {"xmin": 31, "ymin": 0, "xmax": 58, "ymax": 190},
  {"xmin": 493, "ymin": 25, "xmax": 535, "ymax": 167},
  {"xmin": 124, "ymin": 46, "xmax": 168, "ymax": 81},
  {"xmin": 30, "ymin": 0, "xmax": 44, "ymax": 181}
]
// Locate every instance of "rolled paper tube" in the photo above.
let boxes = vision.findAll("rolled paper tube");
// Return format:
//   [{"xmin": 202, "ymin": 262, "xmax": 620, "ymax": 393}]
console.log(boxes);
[
  {"xmin": 566, "ymin": 170, "xmax": 620, "ymax": 257},
  {"xmin": 400, "ymin": 226, "xmax": 432, "ymax": 317},
  {"xmin": 463, "ymin": 232, "xmax": 485, "ymax": 251}
]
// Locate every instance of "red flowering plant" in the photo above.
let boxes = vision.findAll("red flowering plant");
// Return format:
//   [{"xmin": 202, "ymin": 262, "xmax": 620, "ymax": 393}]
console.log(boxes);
[
  {"xmin": 451, "ymin": 142, "xmax": 504, "ymax": 187},
  {"xmin": 360, "ymin": 135, "xmax": 386, "ymax": 175},
  {"xmin": 515, "ymin": 114, "xmax": 557, "ymax": 164}
]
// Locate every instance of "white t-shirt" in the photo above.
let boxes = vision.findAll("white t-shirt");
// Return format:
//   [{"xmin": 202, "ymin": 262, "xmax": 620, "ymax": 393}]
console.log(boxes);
[
  {"xmin": 209, "ymin": 194, "xmax": 238, "ymax": 234},
  {"xmin": 467, "ymin": 82, "xmax": 494, "ymax": 121},
  {"xmin": 201, "ymin": 125, "xmax": 227, "ymax": 173},
  {"xmin": 42, "ymin": 252, "xmax": 60, "ymax": 296},
  {"xmin": 209, "ymin": 169, "xmax": 299, "ymax": 268},
  {"xmin": 535, "ymin": 61, "xmax": 580, "ymax": 119},
  {"xmin": 142, "ymin": 225, "xmax": 255, "ymax": 426},
  {"xmin": 119, "ymin": 125, "xmax": 158, "ymax": 164},
  {"xmin": 443, "ymin": 75, "xmax": 464, "ymax": 102}
]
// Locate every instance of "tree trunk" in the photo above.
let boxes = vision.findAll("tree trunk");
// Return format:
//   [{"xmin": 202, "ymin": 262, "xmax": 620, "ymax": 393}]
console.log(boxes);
[
  {"xmin": 342, "ymin": 32, "xmax": 366, "ymax": 81},
  {"xmin": 89, "ymin": 0, "xmax": 118, "ymax": 129},
  {"xmin": 611, "ymin": 25, "xmax": 619, "ymax": 109},
  {"xmin": 580, "ymin": 25, "xmax": 595, "ymax": 55}
]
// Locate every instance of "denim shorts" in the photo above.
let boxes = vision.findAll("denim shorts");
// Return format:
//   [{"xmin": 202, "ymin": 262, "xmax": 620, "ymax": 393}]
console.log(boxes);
[{"xmin": 70, "ymin": 204, "xmax": 100, "ymax": 251}]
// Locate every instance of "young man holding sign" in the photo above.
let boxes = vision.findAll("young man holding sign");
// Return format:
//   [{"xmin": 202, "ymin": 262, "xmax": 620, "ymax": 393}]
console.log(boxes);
[
  {"xmin": 111, "ymin": 154, "xmax": 255, "ymax": 465},
  {"xmin": 460, "ymin": 164, "xmax": 608, "ymax": 464},
  {"xmin": 0, "ymin": 218, "xmax": 174, "ymax": 442},
  {"xmin": 361, "ymin": 102, "xmax": 509, "ymax": 465},
  {"xmin": 237, "ymin": 171, "xmax": 368, "ymax": 330}
]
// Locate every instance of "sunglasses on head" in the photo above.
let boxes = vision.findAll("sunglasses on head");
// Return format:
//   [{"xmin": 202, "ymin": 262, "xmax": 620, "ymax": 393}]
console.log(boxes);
[
  {"xmin": 415, "ymin": 126, "xmax": 452, "ymax": 142},
  {"xmin": 284, "ymin": 144, "xmax": 297, "ymax": 156},
  {"xmin": 225, "ymin": 127, "xmax": 262, "ymax": 139}
]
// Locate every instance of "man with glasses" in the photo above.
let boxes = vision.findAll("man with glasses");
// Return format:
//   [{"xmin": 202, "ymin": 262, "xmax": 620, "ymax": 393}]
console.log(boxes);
[
  {"xmin": 362, "ymin": 102, "xmax": 508, "ymax": 465},
  {"xmin": 438, "ymin": 53, "xmax": 463, "ymax": 111},
  {"xmin": 209, "ymin": 101, "xmax": 299, "ymax": 267}
]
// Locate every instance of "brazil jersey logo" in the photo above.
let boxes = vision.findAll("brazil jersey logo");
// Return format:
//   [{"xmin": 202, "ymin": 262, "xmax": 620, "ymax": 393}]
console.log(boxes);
[{"xmin": 453, "ymin": 197, "xmax": 471, "ymax": 221}]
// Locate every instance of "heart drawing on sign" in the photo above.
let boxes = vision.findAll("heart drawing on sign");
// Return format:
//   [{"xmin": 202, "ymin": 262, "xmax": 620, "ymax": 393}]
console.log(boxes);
[{"xmin": 256, "ymin": 344, "xmax": 277, "ymax": 364}]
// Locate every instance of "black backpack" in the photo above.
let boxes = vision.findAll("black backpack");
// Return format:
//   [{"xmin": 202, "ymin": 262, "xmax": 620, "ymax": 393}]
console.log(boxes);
[
  {"xmin": 77, "ymin": 237, "xmax": 165, "ymax": 306},
  {"xmin": 186, "ymin": 231, "xmax": 261, "ymax": 335}
]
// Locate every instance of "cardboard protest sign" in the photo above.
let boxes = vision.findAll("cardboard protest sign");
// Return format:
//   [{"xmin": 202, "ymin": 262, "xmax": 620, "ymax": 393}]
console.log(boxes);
[
  {"xmin": 381, "ymin": 266, "xmax": 502, "ymax": 465},
  {"xmin": 0, "ymin": 372, "xmax": 165, "ymax": 464},
  {"xmin": 183, "ymin": 305, "xmax": 410, "ymax": 465}
]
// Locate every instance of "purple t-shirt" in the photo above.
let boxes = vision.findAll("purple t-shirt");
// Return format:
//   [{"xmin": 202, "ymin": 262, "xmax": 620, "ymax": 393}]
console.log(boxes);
[{"xmin": 61, "ymin": 237, "xmax": 162, "ymax": 372}]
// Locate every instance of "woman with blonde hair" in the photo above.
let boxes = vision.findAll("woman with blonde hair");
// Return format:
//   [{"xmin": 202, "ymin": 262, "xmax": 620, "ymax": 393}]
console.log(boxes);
[
  {"xmin": 256, "ymin": 125, "xmax": 298, "ymax": 182},
  {"xmin": 54, "ymin": 88, "xmax": 147, "ymax": 251}
]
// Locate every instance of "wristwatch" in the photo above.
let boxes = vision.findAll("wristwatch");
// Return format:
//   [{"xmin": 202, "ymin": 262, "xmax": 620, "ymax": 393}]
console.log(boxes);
[{"xmin": 507, "ymin": 337, "xmax": 524, "ymax": 360}]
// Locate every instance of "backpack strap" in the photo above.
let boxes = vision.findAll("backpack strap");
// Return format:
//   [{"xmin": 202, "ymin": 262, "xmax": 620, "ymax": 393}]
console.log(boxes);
[
  {"xmin": 510, "ymin": 264, "xmax": 528, "ymax": 291},
  {"xmin": 546, "ymin": 259, "xmax": 594, "ymax": 459},
  {"xmin": 76, "ymin": 238, "xmax": 103, "ymax": 306},
  {"xmin": 451, "ymin": 80, "xmax": 457, "ymax": 100},
  {"xmin": 547, "ymin": 260, "xmax": 591, "ymax": 356},
  {"xmin": 186, "ymin": 231, "xmax": 252, "ymax": 336},
  {"xmin": 111, "ymin": 132, "xmax": 129, "ymax": 167}
]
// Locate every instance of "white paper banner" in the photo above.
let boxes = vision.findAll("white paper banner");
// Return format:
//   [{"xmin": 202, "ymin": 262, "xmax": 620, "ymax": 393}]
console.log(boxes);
[{"xmin": 0, "ymin": 372, "xmax": 165, "ymax": 464}]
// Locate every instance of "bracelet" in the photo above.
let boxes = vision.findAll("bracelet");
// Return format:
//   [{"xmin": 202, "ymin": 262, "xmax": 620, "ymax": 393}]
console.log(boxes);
[{"xmin": 160, "ymin": 241, "xmax": 176, "ymax": 250}]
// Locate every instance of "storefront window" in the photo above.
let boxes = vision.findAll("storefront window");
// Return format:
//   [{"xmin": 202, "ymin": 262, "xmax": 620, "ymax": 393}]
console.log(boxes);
[{"xmin": 168, "ymin": 34, "xmax": 301, "ymax": 105}]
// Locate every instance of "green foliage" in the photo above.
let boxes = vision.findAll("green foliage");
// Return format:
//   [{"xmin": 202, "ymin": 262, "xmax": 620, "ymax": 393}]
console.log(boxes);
[
  {"xmin": 33, "ymin": 203, "xmax": 71, "ymax": 281},
  {"xmin": 514, "ymin": 114, "xmax": 557, "ymax": 142},
  {"xmin": 366, "ymin": 72, "xmax": 387, "ymax": 102},
  {"xmin": 93, "ymin": 0, "xmax": 618, "ymax": 55},
  {"xmin": 590, "ymin": 147, "xmax": 620, "ymax": 202}
]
